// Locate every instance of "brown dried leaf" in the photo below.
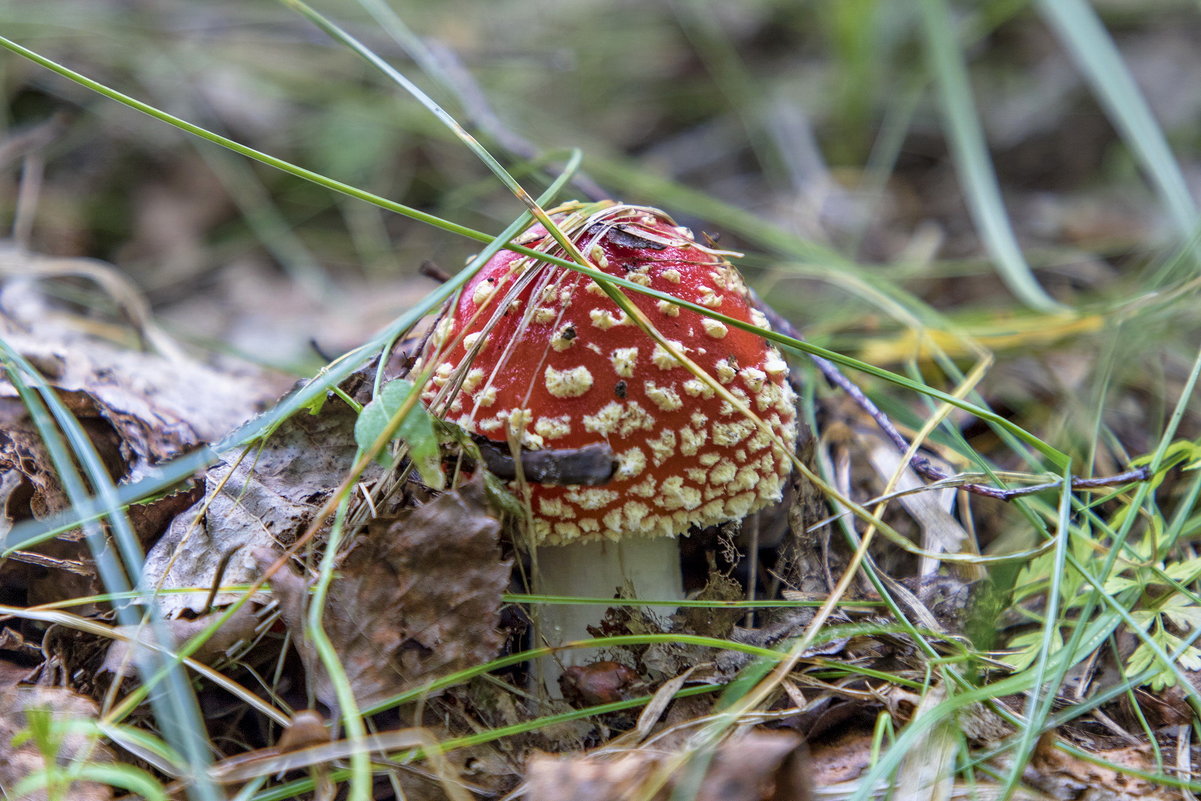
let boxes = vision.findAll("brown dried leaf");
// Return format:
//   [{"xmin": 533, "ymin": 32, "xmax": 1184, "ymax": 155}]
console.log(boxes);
[
  {"xmin": 676, "ymin": 571, "xmax": 743, "ymax": 639},
  {"xmin": 143, "ymin": 391, "xmax": 377, "ymax": 617},
  {"xmin": 0, "ymin": 627, "xmax": 40, "ymax": 663},
  {"xmin": 100, "ymin": 603, "xmax": 261, "ymax": 677},
  {"xmin": 0, "ymin": 326, "xmax": 268, "ymax": 474},
  {"xmin": 1027, "ymin": 734, "xmax": 1172, "ymax": 801},
  {"xmin": 0, "ymin": 318, "xmax": 267, "ymax": 608},
  {"xmin": 5, "ymin": 247, "xmax": 270, "ymax": 408},
  {"xmin": 264, "ymin": 478, "xmax": 510, "ymax": 710},
  {"xmin": 525, "ymin": 731, "xmax": 811, "ymax": 801},
  {"xmin": 0, "ymin": 685, "xmax": 115, "ymax": 801},
  {"xmin": 807, "ymin": 728, "xmax": 873, "ymax": 786},
  {"xmin": 778, "ymin": 424, "xmax": 837, "ymax": 598},
  {"xmin": 1, "ymin": 397, "xmax": 103, "ymax": 607}
]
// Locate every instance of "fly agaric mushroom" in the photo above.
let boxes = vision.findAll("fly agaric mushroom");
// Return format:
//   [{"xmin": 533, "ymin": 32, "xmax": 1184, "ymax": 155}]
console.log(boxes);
[{"xmin": 416, "ymin": 202, "xmax": 798, "ymax": 686}]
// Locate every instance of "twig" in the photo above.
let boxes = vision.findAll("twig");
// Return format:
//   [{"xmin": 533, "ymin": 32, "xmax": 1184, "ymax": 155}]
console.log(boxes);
[
  {"xmin": 419, "ymin": 259, "xmax": 451, "ymax": 283},
  {"xmin": 751, "ymin": 291, "xmax": 1151, "ymax": 500},
  {"xmin": 472, "ymin": 436, "xmax": 616, "ymax": 486}
]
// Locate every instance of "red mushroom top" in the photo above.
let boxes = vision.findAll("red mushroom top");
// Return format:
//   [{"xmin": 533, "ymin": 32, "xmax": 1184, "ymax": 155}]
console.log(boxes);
[{"xmin": 418, "ymin": 202, "xmax": 797, "ymax": 545}]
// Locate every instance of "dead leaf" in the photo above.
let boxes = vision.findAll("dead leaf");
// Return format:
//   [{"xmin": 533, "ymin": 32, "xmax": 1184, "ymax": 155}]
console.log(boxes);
[
  {"xmin": 525, "ymin": 730, "xmax": 811, "ymax": 801},
  {"xmin": 100, "ymin": 602, "xmax": 262, "ymax": 677},
  {"xmin": 676, "ymin": 571, "xmax": 743, "ymax": 639},
  {"xmin": 560, "ymin": 661, "xmax": 642, "ymax": 708},
  {"xmin": 0, "ymin": 395, "xmax": 105, "ymax": 608},
  {"xmin": 0, "ymin": 655, "xmax": 35, "ymax": 688},
  {"xmin": 1027, "ymin": 733, "xmax": 1172, "ymax": 801},
  {"xmin": 142, "ymin": 388, "xmax": 379, "ymax": 617},
  {"xmin": 263, "ymin": 477, "xmax": 510, "ymax": 710},
  {"xmin": 0, "ymin": 685, "xmax": 115, "ymax": 801},
  {"xmin": 0, "ymin": 630, "xmax": 40, "ymax": 680},
  {"xmin": 806, "ymin": 727, "xmax": 873, "ymax": 786},
  {"xmin": 0, "ymin": 315, "xmax": 268, "ymax": 611},
  {"xmin": 0, "ymin": 324, "xmax": 268, "ymax": 472},
  {"xmin": 275, "ymin": 709, "xmax": 331, "ymax": 753},
  {"xmin": 632, "ymin": 666, "xmax": 697, "ymax": 743},
  {"xmin": 778, "ymin": 424, "xmax": 838, "ymax": 598}
]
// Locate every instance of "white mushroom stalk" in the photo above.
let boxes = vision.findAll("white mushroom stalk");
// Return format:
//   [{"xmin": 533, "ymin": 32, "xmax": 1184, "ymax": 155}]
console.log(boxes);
[
  {"xmin": 415, "ymin": 201, "xmax": 798, "ymax": 696},
  {"xmin": 533, "ymin": 536, "xmax": 683, "ymax": 683}
]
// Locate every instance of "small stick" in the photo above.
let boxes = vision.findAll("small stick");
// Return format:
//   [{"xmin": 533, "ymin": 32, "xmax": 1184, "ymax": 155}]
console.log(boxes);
[
  {"xmin": 419, "ymin": 260, "xmax": 451, "ymax": 283},
  {"xmin": 203, "ymin": 545, "xmax": 245, "ymax": 615},
  {"xmin": 472, "ymin": 436, "xmax": 616, "ymax": 486},
  {"xmin": 751, "ymin": 292, "xmax": 1150, "ymax": 500}
]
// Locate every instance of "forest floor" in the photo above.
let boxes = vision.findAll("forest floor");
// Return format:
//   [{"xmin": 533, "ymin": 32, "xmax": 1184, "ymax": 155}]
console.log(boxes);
[{"xmin": 1, "ymin": 2, "xmax": 1201, "ymax": 800}]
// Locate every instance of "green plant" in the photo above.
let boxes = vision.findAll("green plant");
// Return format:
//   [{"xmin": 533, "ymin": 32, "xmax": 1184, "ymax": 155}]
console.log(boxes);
[{"xmin": 12, "ymin": 708, "xmax": 171, "ymax": 801}]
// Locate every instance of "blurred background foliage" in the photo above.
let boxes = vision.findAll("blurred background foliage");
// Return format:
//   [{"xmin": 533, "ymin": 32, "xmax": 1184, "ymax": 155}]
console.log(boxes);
[{"xmin": 1, "ymin": 0, "xmax": 1198, "ymax": 464}]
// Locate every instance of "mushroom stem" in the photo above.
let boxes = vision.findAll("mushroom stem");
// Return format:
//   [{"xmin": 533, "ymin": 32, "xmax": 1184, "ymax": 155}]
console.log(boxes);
[{"xmin": 534, "ymin": 536, "xmax": 683, "ymax": 696}]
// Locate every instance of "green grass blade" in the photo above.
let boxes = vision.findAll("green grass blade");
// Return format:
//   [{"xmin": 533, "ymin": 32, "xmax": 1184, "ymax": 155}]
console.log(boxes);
[
  {"xmin": 0, "ymin": 35, "xmax": 1068, "ymax": 472},
  {"xmin": 0, "ymin": 34, "xmax": 487, "ymax": 243},
  {"xmin": 1037, "ymin": 0, "xmax": 1199, "ymax": 243},
  {"xmin": 1000, "ymin": 464, "xmax": 1074, "ymax": 797},
  {"xmin": 0, "ymin": 347, "xmax": 222, "ymax": 801},
  {"xmin": 918, "ymin": 0, "xmax": 1065, "ymax": 312},
  {"xmin": 73, "ymin": 763, "xmax": 170, "ymax": 801},
  {"xmin": 279, "ymin": 0, "xmax": 556, "ymax": 224}
]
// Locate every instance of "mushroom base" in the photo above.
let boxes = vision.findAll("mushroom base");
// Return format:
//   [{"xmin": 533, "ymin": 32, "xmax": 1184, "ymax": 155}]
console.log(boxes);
[{"xmin": 533, "ymin": 535, "xmax": 684, "ymax": 696}]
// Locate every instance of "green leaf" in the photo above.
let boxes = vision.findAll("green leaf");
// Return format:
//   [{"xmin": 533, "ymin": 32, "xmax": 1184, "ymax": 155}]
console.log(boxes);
[
  {"xmin": 1159, "ymin": 594, "xmax": 1201, "ymax": 631},
  {"xmin": 1129, "ymin": 608, "xmax": 1159, "ymax": 631},
  {"xmin": 1129, "ymin": 439, "xmax": 1201, "ymax": 490},
  {"xmin": 300, "ymin": 392, "xmax": 329, "ymax": 416},
  {"xmin": 355, "ymin": 379, "xmax": 445, "ymax": 490},
  {"xmin": 15, "ymin": 707, "xmax": 57, "ymax": 757},
  {"xmin": 1176, "ymin": 641, "xmax": 1201, "ymax": 673},
  {"xmin": 1001, "ymin": 628, "xmax": 1063, "ymax": 672},
  {"xmin": 1126, "ymin": 641, "xmax": 1167, "ymax": 688},
  {"xmin": 483, "ymin": 472, "xmax": 523, "ymax": 518},
  {"xmin": 1163, "ymin": 557, "xmax": 1201, "ymax": 584},
  {"xmin": 1125, "ymin": 632, "xmax": 1201, "ymax": 692}
]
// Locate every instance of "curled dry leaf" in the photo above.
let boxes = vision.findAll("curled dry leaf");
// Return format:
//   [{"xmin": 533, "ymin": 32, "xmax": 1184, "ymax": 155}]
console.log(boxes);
[
  {"xmin": 0, "ymin": 320, "xmax": 258, "ymax": 607},
  {"xmin": 559, "ymin": 661, "xmax": 642, "ymax": 707},
  {"xmin": 806, "ymin": 728, "xmax": 874, "ymax": 786},
  {"xmin": 525, "ymin": 730, "xmax": 811, "ymax": 801},
  {"xmin": 261, "ymin": 477, "xmax": 510, "ymax": 710},
  {"xmin": 0, "ymin": 304, "xmax": 268, "ymax": 610},
  {"xmin": 0, "ymin": 325, "xmax": 268, "ymax": 477},
  {"xmin": 274, "ymin": 709, "xmax": 331, "ymax": 754}
]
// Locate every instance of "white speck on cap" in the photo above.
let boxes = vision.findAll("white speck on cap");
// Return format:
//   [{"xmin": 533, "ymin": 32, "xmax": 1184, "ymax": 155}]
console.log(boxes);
[
  {"xmin": 702, "ymin": 318, "xmax": 728, "ymax": 339},
  {"xmin": 544, "ymin": 365, "xmax": 594, "ymax": 398}
]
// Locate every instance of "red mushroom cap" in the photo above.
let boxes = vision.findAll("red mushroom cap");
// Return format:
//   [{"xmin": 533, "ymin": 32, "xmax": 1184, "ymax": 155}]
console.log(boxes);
[{"xmin": 418, "ymin": 202, "xmax": 798, "ymax": 545}]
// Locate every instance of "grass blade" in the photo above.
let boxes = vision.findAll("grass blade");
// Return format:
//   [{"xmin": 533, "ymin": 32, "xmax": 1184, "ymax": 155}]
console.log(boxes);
[
  {"xmin": 0, "ymin": 34, "xmax": 487, "ymax": 244},
  {"xmin": 0, "ymin": 347, "xmax": 222, "ymax": 801},
  {"xmin": 1037, "ymin": 0, "xmax": 1199, "ymax": 243},
  {"xmin": 278, "ymin": 0, "xmax": 583, "ymax": 259},
  {"xmin": 917, "ymin": 0, "xmax": 1065, "ymax": 312}
]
